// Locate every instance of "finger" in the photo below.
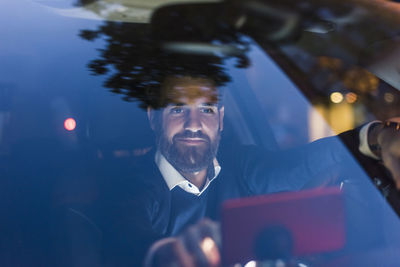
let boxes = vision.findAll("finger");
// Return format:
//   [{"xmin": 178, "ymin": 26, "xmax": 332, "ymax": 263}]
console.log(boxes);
[
  {"xmin": 381, "ymin": 152, "xmax": 400, "ymax": 190},
  {"xmin": 200, "ymin": 237, "xmax": 220, "ymax": 267},
  {"xmin": 180, "ymin": 219, "xmax": 221, "ymax": 267}
]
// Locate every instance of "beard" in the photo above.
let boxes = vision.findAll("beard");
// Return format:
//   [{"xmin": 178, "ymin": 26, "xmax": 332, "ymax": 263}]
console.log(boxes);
[{"xmin": 157, "ymin": 129, "xmax": 220, "ymax": 173}]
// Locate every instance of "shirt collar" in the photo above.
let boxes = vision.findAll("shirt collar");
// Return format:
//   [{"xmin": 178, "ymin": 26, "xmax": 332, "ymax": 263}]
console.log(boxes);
[{"xmin": 155, "ymin": 150, "xmax": 221, "ymax": 196}]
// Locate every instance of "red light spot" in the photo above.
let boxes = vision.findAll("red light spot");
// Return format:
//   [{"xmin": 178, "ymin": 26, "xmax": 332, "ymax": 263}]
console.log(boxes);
[{"xmin": 64, "ymin": 118, "xmax": 76, "ymax": 131}]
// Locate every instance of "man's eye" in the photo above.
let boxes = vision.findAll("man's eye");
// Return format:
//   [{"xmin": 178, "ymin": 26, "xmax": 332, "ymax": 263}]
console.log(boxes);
[
  {"xmin": 170, "ymin": 107, "xmax": 184, "ymax": 114},
  {"xmin": 201, "ymin": 107, "xmax": 215, "ymax": 114}
]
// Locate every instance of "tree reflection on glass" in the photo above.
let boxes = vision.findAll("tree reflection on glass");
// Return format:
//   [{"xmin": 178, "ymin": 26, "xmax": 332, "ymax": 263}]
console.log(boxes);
[{"xmin": 79, "ymin": 3, "xmax": 251, "ymax": 109}]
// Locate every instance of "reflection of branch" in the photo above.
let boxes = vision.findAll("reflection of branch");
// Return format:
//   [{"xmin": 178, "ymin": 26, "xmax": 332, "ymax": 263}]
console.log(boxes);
[
  {"xmin": 80, "ymin": 17, "xmax": 250, "ymax": 109},
  {"xmin": 74, "ymin": 0, "xmax": 97, "ymax": 7}
]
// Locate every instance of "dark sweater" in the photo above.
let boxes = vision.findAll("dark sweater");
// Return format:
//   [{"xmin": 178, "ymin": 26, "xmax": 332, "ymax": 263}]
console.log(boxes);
[
  {"xmin": 84, "ymin": 130, "xmax": 387, "ymax": 266},
  {"xmin": 94, "ymin": 134, "xmax": 361, "ymax": 266}
]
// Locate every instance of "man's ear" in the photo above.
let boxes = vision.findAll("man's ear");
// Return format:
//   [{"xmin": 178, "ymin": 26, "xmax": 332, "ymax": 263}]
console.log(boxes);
[
  {"xmin": 147, "ymin": 107, "xmax": 156, "ymax": 131},
  {"xmin": 219, "ymin": 106, "xmax": 224, "ymax": 131}
]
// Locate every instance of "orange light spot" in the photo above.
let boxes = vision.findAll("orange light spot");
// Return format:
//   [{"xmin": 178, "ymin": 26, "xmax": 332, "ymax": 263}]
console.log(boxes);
[
  {"xmin": 64, "ymin": 118, "xmax": 76, "ymax": 131},
  {"xmin": 345, "ymin": 92, "xmax": 358, "ymax": 103}
]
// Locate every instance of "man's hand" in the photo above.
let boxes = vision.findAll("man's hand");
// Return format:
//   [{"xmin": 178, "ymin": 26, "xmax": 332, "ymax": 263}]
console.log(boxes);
[
  {"xmin": 373, "ymin": 120, "xmax": 400, "ymax": 190},
  {"xmin": 180, "ymin": 219, "xmax": 221, "ymax": 267},
  {"xmin": 144, "ymin": 219, "xmax": 221, "ymax": 267}
]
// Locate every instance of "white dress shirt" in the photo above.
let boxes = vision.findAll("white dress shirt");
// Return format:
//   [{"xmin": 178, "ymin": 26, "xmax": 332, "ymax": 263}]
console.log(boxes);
[{"xmin": 155, "ymin": 150, "xmax": 221, "ymax": 196}]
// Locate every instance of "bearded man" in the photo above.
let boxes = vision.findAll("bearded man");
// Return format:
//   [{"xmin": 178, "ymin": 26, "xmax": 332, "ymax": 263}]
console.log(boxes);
[
  {"xmin": 149, "ymin": 76, "xmax": 223, "ymax": 192},
  {"xmin": 90, "ymin": 73, "xmax": 399, "ymax": 267}
]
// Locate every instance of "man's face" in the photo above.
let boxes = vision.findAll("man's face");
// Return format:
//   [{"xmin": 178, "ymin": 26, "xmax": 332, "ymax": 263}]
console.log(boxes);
[{"xmin": 149, "ymin": 77, "xmax": 224, "ymax": 173}]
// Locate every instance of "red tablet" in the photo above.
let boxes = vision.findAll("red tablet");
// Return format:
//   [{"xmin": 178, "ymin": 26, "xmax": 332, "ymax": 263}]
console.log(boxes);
[{"xmin": 221, "ymin": 187, "xmax": 345, "ymax": 265}]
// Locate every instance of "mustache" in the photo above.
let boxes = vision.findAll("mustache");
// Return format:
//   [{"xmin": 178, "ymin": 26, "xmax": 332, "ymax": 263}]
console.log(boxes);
[{"xmin": 173, "ymin": 130, "xmax": 210, "ymax": 142}]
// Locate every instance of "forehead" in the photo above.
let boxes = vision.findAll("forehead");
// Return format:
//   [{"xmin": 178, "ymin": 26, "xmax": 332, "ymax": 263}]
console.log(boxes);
[{"xmin": 162, "ymin": 76, "xmax": 219, "ymax": 105}]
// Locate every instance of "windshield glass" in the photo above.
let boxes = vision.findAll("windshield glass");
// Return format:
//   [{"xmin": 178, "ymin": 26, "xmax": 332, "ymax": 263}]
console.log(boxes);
[{"xmin": 2, "ymin": 0, "xmax": 400, "ymax": 266}]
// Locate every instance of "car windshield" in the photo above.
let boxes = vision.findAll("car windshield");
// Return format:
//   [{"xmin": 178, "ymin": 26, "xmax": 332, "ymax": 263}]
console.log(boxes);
[{"xmin": 2, "ymin": 0, "xmax": 400, "ymax": 266}]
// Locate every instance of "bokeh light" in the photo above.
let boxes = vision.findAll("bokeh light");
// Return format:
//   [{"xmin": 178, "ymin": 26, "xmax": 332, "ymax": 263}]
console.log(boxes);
[
  {"xmin": 244, "ymin": 261, "xmax": 257, "ymax": 267},
  {"xmin": 64, "ymin": 118, "xmax": 76, "ymax": 131},
  {"xmin": 345, "ymin": 92, "xmax": 357, "ymax": 103},
  {"xmin": 330, "ymin": 92, "xmax": 344, "ymax": 104},
  {"xmin": 384, "ymin": 92, "xmax": 395, "ymax": 103}
]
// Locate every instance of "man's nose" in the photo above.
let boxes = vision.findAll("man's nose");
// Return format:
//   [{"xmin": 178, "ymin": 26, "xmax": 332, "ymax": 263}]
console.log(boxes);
[{"xmin": 184, "ymin": 110, "xmax": 202, "ymax": 132}]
